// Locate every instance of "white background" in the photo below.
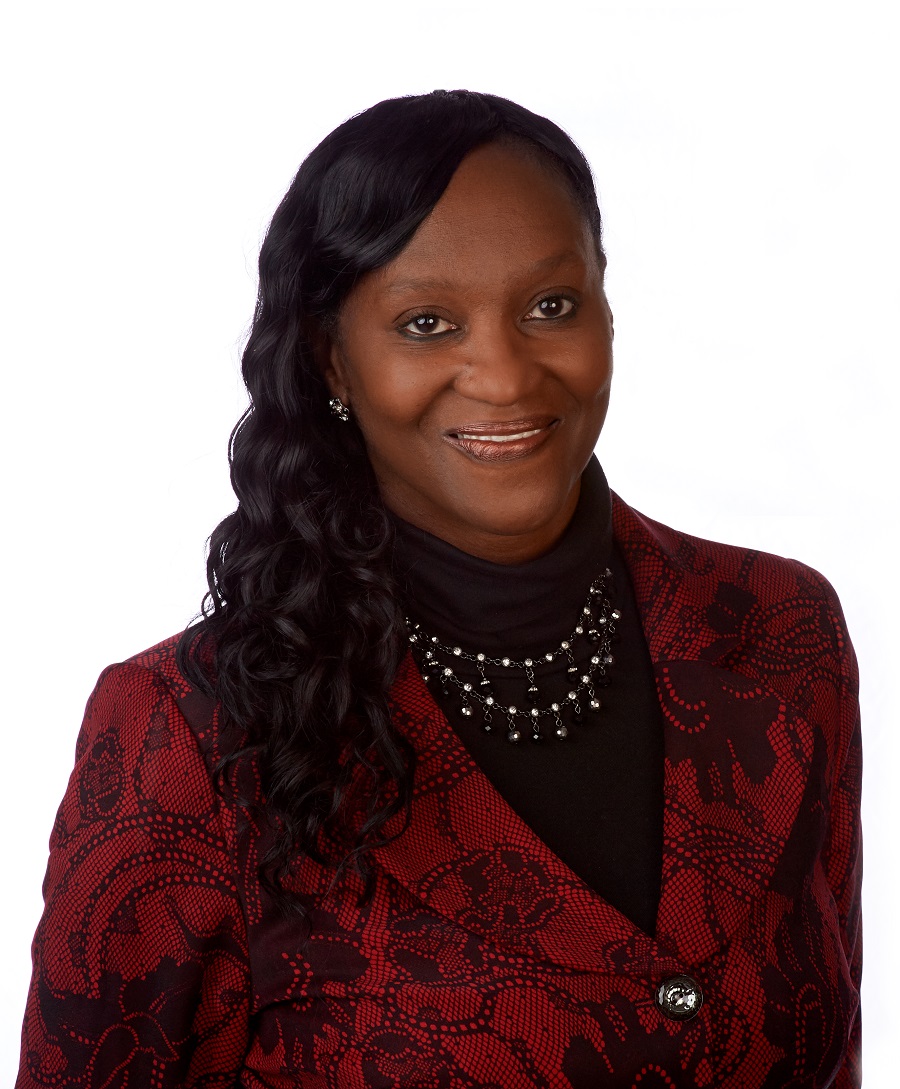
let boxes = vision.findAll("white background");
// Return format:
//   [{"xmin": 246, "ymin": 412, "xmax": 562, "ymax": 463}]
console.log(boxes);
[{"xmin": 2, "ymin": 0, "xmax": 896, "ymax": 1082}]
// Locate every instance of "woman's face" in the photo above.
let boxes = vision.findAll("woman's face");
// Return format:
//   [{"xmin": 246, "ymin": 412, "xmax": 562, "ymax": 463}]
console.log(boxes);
[{"xmin": 326, "ymin": 142, "xmax": 613, "ymax": 564}]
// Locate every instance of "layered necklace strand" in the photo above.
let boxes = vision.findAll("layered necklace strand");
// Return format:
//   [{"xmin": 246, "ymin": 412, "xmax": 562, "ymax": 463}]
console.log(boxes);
[{"xmin": 406, "ymin": 568, "xmax": 620, "ymax": 743}]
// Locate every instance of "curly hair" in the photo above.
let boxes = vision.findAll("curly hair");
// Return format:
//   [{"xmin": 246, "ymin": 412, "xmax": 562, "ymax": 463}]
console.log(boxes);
[{"xmin": 177, "ymin": 89, "xmax": 607, "ymax": 910}]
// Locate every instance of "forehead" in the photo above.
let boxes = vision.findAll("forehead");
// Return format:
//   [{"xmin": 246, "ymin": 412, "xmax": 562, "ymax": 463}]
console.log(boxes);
[{"xmin": 367, "ymin": 143, "xmax": 598, "ymax": 297}]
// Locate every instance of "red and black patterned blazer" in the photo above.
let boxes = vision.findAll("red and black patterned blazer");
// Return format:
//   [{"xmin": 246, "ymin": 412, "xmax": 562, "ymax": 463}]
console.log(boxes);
[{"xmin": 17, "ymin": 496, "xmax": 862, "ymax": 1088}]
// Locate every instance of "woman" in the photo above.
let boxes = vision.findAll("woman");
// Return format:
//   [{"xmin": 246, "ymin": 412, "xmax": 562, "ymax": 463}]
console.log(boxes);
[{"xmin": 17, "ymin": 91, "xmax": 861, "ymax": 1088}]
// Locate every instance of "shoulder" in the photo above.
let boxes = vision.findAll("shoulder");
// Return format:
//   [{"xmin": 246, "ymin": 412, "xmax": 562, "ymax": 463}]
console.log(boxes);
[
  {"xmin": 49, "ymin": 635, "xmax": 234, "ymax": 867},
  {"xmin": 610, "ymin": 493, "xmax": 857, "ymax": 707},
  {"xmin": 612, "ymin": 492, "xmax": 839, "ymax": 607},
  {"xmin": 126, "ymin": 631, "xmax": 189, "ymax": 687},
  {"xmin": 78, "ymin": 633, "xmax": 221, "ymax": 773}
]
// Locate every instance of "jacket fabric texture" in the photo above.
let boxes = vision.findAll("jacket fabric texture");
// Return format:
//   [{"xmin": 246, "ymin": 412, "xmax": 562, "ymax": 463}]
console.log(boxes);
[{"xmin": 17, "ymin": 495, "xmax": 862, "ymax": 1088}]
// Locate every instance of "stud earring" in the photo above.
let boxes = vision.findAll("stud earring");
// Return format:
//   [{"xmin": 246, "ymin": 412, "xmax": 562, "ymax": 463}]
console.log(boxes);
[{"xmin": 329, "ymin": 397, "xmax": 350, "ymax": 423}]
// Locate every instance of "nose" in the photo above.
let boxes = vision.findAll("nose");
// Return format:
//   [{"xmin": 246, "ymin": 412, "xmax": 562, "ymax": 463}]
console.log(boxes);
[{"xmin": 454, "ymin": 321, "xmax": 542, "ymax": 406}]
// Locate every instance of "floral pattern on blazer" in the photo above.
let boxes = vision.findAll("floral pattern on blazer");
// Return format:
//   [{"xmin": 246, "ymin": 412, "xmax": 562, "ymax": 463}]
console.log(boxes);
[{"xmin": 17, "ymin": 496, "xmax": 862, "ymax": 1088}]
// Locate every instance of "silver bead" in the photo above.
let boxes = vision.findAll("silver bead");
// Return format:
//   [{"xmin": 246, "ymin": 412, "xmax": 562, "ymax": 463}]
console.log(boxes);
[
  {"xmin": 568, "ymin": 691, "xmax": 577, "ymax": 700},
  {"xmin": 452, "ymin": 646, "xmax": 462, "ymax": 655},
  {"xmin": 583, "ymin": 606, "xmax": 591, "ymax": 615},
  {"xmin": 501, "ymin": 657, "xmax": 511, "ymax": 667},
  {"xmin": 486, "ymin": 697, "xmax": 494, "ymax": 706},
  {"xmin": 575, "ymin": 626, "xmax": 583, "ymax": 634},
  {"xmin": 477, "ymin": 653, "xmax": 485, "ymax": 662},
  {"xmin": 508, "ymin": 705, "xmax": 517, "ymax": 715},
  {"xmin": 431, "ymin": 635, "xmax": 439, "ymax": 643},
  {"xmin": 545, "ymin": 653, "xmax": 553, "ymax": 662},
  {"xmin": 463, "ymin": 683, "xmax": 472, "ymax": 692},
  {"xmin": 443, "ymin": 668, "xmax": 453, "ymax": 676},
  {"xmin": 531, "ymin": 708, "xmax": 539, "ymax": 717},
  {"xmin": 551, "ymin": 703, "xmax": 560, "ymax": 712},
  {"xmin": 524, "ymin": 658, "xmax": 533, "ymax": 667},
  {"xmin": 591, "ymin": 656, "xmax": 601, "ymax": 665},
  {"xmin": 581, "ymin": 674, "xmax": 590, "ymax": 684},
  {"xmin": 611, "ymin": 609, "xmax": 621, "ymax": 620},
  {"xmin": 561, "ymin": 641, "xmax": 570, "ymax": 650}
]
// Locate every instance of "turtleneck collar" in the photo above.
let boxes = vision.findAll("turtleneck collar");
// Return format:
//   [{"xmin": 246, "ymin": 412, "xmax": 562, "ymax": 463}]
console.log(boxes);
[{"xmin": 391, "ymin": 456, "xmax": 614, "ymax": 657}]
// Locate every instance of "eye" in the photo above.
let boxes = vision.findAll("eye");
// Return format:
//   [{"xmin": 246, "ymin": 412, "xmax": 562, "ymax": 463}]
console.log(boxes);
[
  {"xmin": 526, "ymin": 295, "xmax": 577, "ymax": 320},
  {"xmin": 399, "ymin": 313, "xmax": 457, "ymax": 337}
]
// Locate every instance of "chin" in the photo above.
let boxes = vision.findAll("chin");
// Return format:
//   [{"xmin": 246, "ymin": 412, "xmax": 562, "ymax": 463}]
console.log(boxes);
[{"xmin": 470, "ymin": 506, "xmax": 558, "ymax": 538}]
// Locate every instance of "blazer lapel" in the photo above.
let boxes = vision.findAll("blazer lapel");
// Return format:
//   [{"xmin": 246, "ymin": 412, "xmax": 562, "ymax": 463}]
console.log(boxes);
[
  {"xmin": 612, "ymin": 496, "xmax": 819, "ymax": 963},
  {"xmin": 377, "ymin": 656, "xmax": 685, "ymax": 978}
]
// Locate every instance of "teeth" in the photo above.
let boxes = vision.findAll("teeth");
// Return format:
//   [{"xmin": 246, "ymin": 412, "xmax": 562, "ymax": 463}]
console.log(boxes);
[{"xmin": 457, "ymin": 428, "xmax": 543, "ymax": 443}]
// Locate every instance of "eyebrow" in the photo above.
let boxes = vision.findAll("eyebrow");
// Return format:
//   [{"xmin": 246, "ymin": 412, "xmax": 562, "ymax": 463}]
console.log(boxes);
[{"xmin": 383, "ymin": 249, "xmax": 583, "ymax": 296}]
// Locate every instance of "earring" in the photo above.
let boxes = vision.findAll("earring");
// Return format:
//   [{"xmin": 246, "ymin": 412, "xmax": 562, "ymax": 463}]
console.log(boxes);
[{"xmin": 329, "ymin": 397, "xmax": 350, "ymax": 423}]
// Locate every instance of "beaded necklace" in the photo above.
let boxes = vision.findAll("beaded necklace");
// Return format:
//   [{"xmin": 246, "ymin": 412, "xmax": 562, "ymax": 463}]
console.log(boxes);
[{"xmin": 407, "ymin": 568, "xmax": 620, "ymax": 743}]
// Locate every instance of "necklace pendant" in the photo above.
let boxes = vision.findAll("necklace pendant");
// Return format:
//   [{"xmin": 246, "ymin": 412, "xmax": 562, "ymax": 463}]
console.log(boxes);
[
  {"xmin": 526, "ymin": 685, "xmax": 540, "ymax": 703},
  {"xmin": 507, "ymin": 728, "xmax": 523, "ymax": 743}
]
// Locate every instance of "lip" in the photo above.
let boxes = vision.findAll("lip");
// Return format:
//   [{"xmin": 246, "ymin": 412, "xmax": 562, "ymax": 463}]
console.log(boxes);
[{"xmin": 443, "ymin": 416, "xmax": 559, "ymax": 462}]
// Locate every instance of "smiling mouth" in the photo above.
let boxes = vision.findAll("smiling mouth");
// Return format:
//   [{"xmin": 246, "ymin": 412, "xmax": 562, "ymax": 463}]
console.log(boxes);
[{"xmin": 444, "ymin": 418, "xmax": 559, "ymax": 462}]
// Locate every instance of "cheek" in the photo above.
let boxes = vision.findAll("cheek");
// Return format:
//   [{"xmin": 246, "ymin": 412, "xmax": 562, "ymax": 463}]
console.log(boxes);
[
  {"xmin": 561, "ymin": 338, "xmax": 613, "ymax": 402},
  {"xmin": 349, "ymin": 354, "xmax": 449, "ymax": 446}
]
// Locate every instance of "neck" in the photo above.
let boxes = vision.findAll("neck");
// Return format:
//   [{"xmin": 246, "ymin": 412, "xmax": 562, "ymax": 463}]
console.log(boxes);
[
  {"xmin": 391, "ymin": 456, "xmax": 613, "ymax": 656},
  {"xmin": 389, "ymin": 483, "xmax": 582, "ymax": 566}
]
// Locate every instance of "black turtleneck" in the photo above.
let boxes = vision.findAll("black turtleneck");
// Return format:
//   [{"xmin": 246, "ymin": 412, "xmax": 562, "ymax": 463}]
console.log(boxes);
[{"xmin": 392, "ymin": 458, "xmax": 664, "ymax": 936}]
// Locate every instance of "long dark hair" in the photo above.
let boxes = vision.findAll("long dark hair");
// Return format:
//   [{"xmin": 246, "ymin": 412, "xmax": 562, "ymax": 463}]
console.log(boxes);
[{"xmin": 177, "ymin": 89, "xmax": 606, "ymax": 907}]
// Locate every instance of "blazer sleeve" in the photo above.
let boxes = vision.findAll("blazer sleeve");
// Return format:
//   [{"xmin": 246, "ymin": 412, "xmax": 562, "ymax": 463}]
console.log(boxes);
[
  {"xmin": 16, "ymin": 661, "xmax": 252, "ymax": 1089},
  {"xmin": 817, "ymin": 576, "xmax": 863, "ymax": 1089}
]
